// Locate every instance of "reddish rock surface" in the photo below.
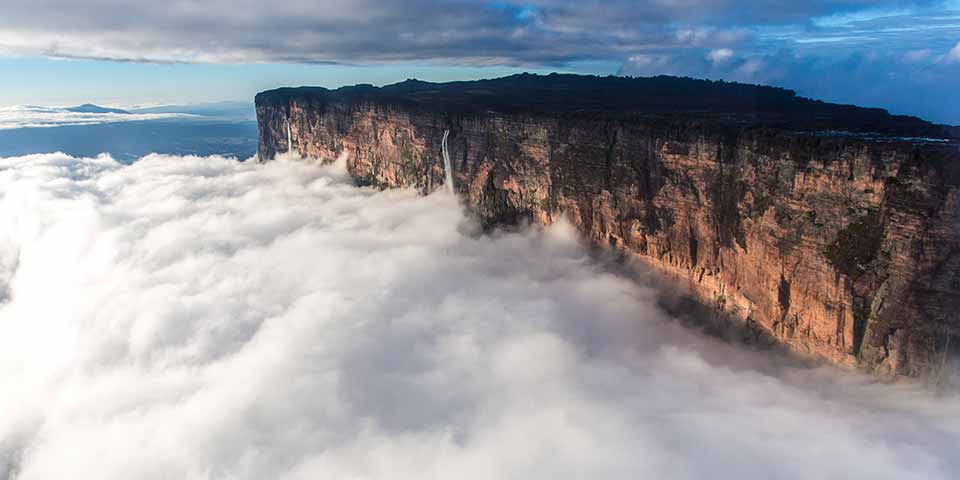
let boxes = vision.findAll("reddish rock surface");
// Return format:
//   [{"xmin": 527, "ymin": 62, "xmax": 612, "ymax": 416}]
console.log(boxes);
[{"xmin": 256, "ymin": 74, "xmax": 960, "ymax": 379}]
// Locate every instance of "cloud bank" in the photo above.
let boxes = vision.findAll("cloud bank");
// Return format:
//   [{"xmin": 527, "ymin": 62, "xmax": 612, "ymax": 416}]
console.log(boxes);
[
  {"xmin": 0, "ymin": 153, "xmax": 959, "ymax": 479},
  {"xmin": 0, "ymin": 105, "xmax": 192, "ymax": 130},
  {"xmin": 0, "ymin": 0, "xmax": 948, "ymax": 65}
]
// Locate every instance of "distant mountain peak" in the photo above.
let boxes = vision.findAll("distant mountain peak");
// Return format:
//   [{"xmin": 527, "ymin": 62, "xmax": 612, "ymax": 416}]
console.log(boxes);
[{"xmin": 66, "ymin": 104, "xmax": 131, "ymax": 115}]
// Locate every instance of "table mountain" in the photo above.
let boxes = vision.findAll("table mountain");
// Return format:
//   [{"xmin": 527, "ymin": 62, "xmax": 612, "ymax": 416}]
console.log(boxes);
[{"xmin": 256, "ymin": 73, "xmax": 960, "ymax": 379}]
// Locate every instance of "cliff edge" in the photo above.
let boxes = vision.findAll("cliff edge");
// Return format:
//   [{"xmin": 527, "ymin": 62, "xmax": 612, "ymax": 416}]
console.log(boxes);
[{"xmin": 256, "ymin": 73, "xmax": 960, "ymax": 379}]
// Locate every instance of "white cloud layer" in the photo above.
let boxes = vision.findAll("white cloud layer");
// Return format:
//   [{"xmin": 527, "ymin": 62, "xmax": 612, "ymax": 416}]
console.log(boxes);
[
  {"xmin": 0, "ymin": 105, "xmax": 191, "ymax": 130},
  {"xmin": 0, "ymin": 152, "xmax": 959, "ymax": 479}
]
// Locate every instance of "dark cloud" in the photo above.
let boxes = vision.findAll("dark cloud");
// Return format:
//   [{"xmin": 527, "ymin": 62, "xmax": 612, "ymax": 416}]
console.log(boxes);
[{"xmin": 0, "ymin": 1, "xmax": 946, "ymax": 63}]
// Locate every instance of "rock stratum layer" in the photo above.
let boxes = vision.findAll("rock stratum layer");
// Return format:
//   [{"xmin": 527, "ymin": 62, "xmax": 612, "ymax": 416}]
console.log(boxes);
[{"xmin": 256, "ymin": 74, "xmax": 960, "ymax": 379}]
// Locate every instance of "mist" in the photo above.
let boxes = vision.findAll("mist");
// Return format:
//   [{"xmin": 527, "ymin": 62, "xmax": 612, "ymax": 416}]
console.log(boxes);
[
  {"xmin": 0, "ymin": 106, "xmax": 191, "ymax": 130},
  {"xmin": 0, "ymin": 152, "xmax": 958, "ymax": 479}
]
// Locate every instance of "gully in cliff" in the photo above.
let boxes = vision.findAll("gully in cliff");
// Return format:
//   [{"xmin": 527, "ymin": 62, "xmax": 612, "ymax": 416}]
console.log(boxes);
[{"xmin": 256, "ymin": 73, "xmax": 960, "ymax": 380}]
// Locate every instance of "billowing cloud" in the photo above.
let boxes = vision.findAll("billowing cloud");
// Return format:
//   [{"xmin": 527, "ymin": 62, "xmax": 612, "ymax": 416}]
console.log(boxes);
[
  {"xmin": 1, "ymin": 152, "xmax": 959, "ymax": 479},
  {"xmin": 0, "ymin": 0, "xmax": 947, "ymax": 65},
  {"xmin": 0, "ymin": 105, "xmax": 192, "ymax": 130}
]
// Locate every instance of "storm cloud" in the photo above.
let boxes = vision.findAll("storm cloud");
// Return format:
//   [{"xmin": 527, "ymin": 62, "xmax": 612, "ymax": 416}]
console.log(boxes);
[{"xmin": 0, "ymin": 152, "xmax": 958, "ymax": 479}]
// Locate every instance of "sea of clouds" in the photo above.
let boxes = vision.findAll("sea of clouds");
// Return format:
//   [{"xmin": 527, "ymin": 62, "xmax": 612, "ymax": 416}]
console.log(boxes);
[
  {"xmin": 0, "ymin": 152, "xmax": 958, "ymax": 479},
  {"xmin": 0, "ymin": 106, "xmax": 191, "ymax": 130}
]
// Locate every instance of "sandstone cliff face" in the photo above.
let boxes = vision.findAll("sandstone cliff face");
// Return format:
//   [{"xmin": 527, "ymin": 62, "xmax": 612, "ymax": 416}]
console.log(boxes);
[{"xmin": 256, "ymin": 75, "xmax": 960, "ymax": 379}]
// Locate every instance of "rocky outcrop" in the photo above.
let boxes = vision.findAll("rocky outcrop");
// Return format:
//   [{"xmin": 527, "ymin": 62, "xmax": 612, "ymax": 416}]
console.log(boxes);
[{"xmin": 256, "ymin": 73, "xmax": 960, "ymax": 379}]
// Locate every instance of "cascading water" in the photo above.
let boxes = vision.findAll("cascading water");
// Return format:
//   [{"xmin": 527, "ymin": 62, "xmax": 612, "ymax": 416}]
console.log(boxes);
[
  {"xmin": 286, "ymin": 114, "xmax": 294, "ymax": 154},
  {"xmin": 441, "ymin": 129, "xmax": 454, "ymax": 194}
]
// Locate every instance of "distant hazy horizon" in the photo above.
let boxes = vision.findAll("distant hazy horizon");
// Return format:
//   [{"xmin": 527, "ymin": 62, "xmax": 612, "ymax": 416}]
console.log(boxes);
[
  {"xmin": 3, "ymin": 66, "xmax": 960, "ymax": 126},
  {"xmin": 0, "ymin": 100, "xmax": 256, "ymax": 160}
]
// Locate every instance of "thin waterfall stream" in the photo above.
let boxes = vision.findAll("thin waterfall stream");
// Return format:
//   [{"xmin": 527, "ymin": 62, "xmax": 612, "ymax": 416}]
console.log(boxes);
[
  {"xmin": 286, "ymin": 114, "xmax": 294, "ymax": 154},
  {"xmin": 442, "ymin": 129, "xmax": 454, "ymax": 193}
]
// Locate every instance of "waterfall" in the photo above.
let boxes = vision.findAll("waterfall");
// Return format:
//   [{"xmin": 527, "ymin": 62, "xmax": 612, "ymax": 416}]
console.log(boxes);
[
  {"xmin": 286, "ymin": 114, "xmax": 294, "ymax": 154},
  {"xmin": 441, "ymin": 129, "xmax": 454, "ymax": 194}
]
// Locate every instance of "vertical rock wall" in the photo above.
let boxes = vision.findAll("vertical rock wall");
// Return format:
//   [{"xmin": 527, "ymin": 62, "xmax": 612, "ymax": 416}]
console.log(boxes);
[{"xmin": 257, "ymin": 97, "xmax": 960, "ymax": 379}]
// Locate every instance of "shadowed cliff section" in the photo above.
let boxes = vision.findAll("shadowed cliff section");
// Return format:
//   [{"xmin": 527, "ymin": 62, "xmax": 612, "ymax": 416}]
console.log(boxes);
[{"xmin": 256, "ymin": 73, "xmax": 960, "ymax": 380}]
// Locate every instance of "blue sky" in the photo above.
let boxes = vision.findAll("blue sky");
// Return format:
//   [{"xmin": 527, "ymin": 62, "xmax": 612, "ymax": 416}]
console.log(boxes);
[
  {"xmin": 0, "ymin": 59, "xmax": 593, "ymax": 107},
  {"xmin": 0, "ymin": 0, "xmax": 957, "ymax": 123}
]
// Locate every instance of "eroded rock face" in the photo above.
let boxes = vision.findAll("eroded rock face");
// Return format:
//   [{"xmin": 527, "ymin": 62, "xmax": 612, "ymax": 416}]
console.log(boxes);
[{"xmin": 256, "ymin": 74, "xmax": 960, "ymax": 379}]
